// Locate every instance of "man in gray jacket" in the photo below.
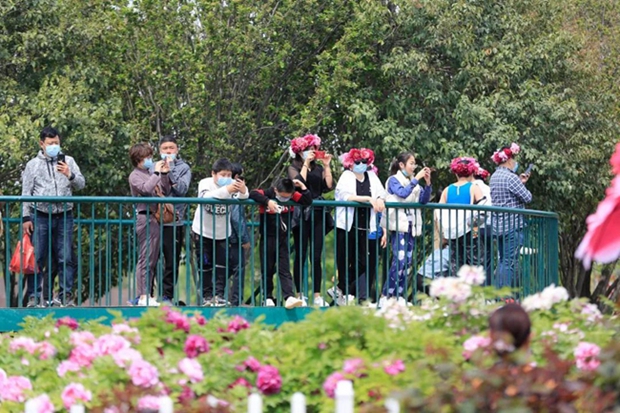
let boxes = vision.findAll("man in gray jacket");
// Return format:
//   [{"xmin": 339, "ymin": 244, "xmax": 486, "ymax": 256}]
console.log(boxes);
[
  {"xmin": 21, "ymin": 127, "xmax": 85, "ymax": 307},
  {"xmin": 157, "ymin": 135, "xmax": 191, "ymax": 305}
]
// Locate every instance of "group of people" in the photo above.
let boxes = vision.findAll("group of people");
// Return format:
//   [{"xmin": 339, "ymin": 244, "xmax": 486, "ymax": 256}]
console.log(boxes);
[{"xmin": 17, "ymin": 127, "xmax": 532, "ymax": 308}]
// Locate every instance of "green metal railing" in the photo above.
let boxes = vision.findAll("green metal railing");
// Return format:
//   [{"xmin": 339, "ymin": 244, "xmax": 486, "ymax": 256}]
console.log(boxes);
[{"xmin": 0, "ymin": 196, "xmax": 559, "ymax": 330}]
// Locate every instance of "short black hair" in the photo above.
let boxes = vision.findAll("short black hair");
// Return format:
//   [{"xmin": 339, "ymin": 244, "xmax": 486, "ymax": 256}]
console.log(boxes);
[
  {"xmin": 40, "ymin": 126, "xmax": 60, "ymax": 142},
  {"xmin": 275, "ymin": 178, "xmax": 295, "ymax": 193},
  {"xmin": 212, "ymin": 158, "xmax": 233, "ymax": 173},
  {"xmin": 231, "ymin": 162, "xmax": 244, "ymax": 178},
  {"xmin": 159, "ymin": 135, "xmax": 177, "ymax": 147}
]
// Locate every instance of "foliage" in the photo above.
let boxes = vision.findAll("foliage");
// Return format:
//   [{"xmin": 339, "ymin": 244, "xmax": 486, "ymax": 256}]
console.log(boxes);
[{"xmin": 0, "ymin": 275, "xmax": 619, "ymax": 412}]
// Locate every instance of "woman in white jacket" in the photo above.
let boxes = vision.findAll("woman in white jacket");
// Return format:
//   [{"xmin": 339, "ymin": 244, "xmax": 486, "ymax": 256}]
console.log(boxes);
[
  {"xmin": 331, "ymin": 148, "xmax": 386, "ymax": 305},
  {"xmin": 380, "ymin": 152, "xmax": 432, "ymax": 300}
]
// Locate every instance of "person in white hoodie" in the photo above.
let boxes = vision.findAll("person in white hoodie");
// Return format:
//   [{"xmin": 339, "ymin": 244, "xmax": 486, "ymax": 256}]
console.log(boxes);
[
  {"xmin": 331, "ymin": 148, "xmax": 387, "ymax": 305},
  {"xmin": 380, "ymin": 152, "xmax": 432, "ymax": 302},
  {"xmin": 192, "ymin": 158, "xmax": 248, "ymax": 306}
]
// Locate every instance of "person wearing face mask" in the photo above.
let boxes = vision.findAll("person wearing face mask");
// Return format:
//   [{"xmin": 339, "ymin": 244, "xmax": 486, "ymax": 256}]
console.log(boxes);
[
  {"xmin": 249, "ymin": 177, "xmax": 312, "ymax": 309},
  {"xmin": 379, "ymin": 152, "xmax": 432, "ymax": 305},
  {"xmin": 287, "ymin": 134, "xmax": 334, "ymax": 307},
  {"xmin": 331, "ymin": 147, "xmax": 387, "ymax": 306},
  {"xmin": 21, "ymin": 126, "xmax": 86, "ymax": 308},
  {"xmin": 191, "ymin": 158, "xmax": 248, "ymax": 306},
  {"xmin": 489, "ymin": 143, "xmax": 532, "ymax": 290},
  {"xmin": 157, "ymin": 135, "xmax": 192, "ymax": 306},
  {"xmin": 128, "ymin": 143, "xmax": 171, "ymax": 307}
]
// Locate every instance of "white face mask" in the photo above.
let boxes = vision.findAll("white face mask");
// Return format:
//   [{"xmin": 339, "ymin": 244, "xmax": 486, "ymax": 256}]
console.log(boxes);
[{"xmin": 275, "ymin": 195, "xmax": 291, "ymax": 203}]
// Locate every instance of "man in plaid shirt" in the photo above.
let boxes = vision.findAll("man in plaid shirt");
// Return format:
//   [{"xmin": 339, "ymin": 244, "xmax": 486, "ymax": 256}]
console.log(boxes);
[{"xmin": 489, "ymin": 143, "xmax": 532, "ymax": 289}]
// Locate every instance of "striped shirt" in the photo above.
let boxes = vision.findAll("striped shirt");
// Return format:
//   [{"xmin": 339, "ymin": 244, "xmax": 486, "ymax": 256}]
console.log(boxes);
[{"xmin": 489, "ymin": 167, "xmax": 532, "ymax": 234}]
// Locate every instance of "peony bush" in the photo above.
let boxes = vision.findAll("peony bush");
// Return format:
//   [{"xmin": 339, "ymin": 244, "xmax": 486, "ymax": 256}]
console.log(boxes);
[{"xmin": 0, "ymin": 266, "xmax": 619, "ymax": 412}]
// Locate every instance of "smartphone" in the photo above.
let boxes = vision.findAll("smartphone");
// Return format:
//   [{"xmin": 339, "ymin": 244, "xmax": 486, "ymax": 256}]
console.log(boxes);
[
  {"xmin": 314, "ymin": 150, "xmax": 326, "ymax": 160},
  {"xmin": 236, "ymin": 175, "xmax": 245, "ymax": 181},
  {"xmin": 524, "ymin": 163, "xmax": 534, "ymax": 175},
  {"xmin": 57, "ymin": 153, "xmax": 66, "ymax": 164}
]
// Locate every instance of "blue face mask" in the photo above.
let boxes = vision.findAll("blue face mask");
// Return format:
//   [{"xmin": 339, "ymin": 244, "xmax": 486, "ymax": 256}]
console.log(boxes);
[
  {"xmin": 161, "ymin": 153, "xmax": 177, "ymax": 161},
  {"xmin": 45, "ymin": 144, "xmax": 61, "ymax": 158},
  {"xmin": 218, "ymin": 177, "xmax": 233, "ymax": 187},
  {"xmin": 352, "ymin": 164, "xmax": 367, "ymax": 174},
  {"xmin": 143, "ymin": 158, "xmax": 153, "ymax": 169},
  {"xmin": 512, "ymin": 162, "xmax": 519, "ymax": 173},
  {"xmin": 401, "ymin": 169, "xmax": 409, "ymax": 178},
  {"xmin": 302, "ymin": 150, "xmax": 311, "ymax": 160}
]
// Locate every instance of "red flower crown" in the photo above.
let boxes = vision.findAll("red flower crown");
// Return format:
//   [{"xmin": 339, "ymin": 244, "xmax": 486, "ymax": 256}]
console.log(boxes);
[
  {"xmin": 289, "ymin": 134, "xmax": 321, "ymax": 157},
  {"xmin": 476, "ymin": 167, "xmax": 490, "ymax": 180},
  {"xmin": 339, "ymin": 148, "xmax": 375, "ymax": 170},
  {"xmin": 491, "ymin": 143, "xmax": 521, "ymax": 165},
  {"xmin": 450, "ymin": 157, "xmax": 478, "ymax": 177}
]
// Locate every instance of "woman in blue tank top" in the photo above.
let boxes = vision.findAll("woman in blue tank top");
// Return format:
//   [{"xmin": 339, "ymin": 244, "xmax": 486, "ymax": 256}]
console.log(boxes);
[{"xmin": 438, "ymin": 157, "xmax": 484, "ymax": 275}]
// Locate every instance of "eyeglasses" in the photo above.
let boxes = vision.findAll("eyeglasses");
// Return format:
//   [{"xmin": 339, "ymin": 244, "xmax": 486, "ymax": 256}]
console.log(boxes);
[{"xmin": 354, "ymin": 159, "xmax": 369, "ymax": 165}]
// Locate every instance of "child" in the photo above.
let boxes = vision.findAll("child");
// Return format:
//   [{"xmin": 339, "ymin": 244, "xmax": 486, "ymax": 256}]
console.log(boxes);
[
  {"xmin": 229, "ymin": 162, "xmax": 251, "ymax": 306},
  {"xmin": 250, "ymin": 178, "xmax": 312, "ymax": 309},
  {"xmin": 380, "ymin": 152, "xmax": 432, "ymax": 303},
  {"xmin": 191, "ymin": 158, "xmax": 248, "ymax": 306}
]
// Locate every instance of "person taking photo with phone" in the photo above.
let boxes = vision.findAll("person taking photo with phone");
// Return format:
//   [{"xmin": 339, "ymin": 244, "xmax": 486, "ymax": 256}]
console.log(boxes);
[
  {"xmin": 21, "ymin": 126, "xmax": 85, "ymax": 307},
  {"xmin": 287, "ymin": 134, "xmax": 334, "ymax": 307},
  {"xmin": 489, "ymin": 143, "xmax": 532, "ymax": 290}
]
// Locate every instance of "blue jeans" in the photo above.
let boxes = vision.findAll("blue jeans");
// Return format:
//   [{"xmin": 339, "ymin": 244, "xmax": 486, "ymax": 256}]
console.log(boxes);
[
  {"xmin": 494, "ymin": 229, "xmax": 523, "ymax": 289},
  {"xmin": 26, "ymin": 212, "xmax": 75, "ymax": 299}
]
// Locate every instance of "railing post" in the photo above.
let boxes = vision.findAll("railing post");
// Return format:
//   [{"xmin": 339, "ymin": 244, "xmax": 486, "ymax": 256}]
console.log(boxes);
[
  {"xmin": 335, "ymin": 380, "xmax": 354, "ymax": 413},
  {"xmin": 248, "ymin": 393, "xmax": 263, "ymax": 413},
  {"xmin": 291, "ymin": 392, "xmax": 306, "ymax": 413},
  {"xmin": 385, "ymin": 398, "xmax": 400, "ymax": 413},
  {"xmin": 159, "ymin": 396, "xmax": 174, "ymax": 413}
]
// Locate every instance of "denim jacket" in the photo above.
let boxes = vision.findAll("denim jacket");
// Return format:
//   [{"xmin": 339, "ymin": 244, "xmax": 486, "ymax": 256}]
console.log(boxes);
[{"xmin": 230, "ymin": 204, "xmax": 250, "ymax": 245}]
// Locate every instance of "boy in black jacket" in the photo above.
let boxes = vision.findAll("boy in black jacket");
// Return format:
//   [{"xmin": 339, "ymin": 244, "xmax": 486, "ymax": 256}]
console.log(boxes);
[{"xmin": 250, "ymin": 178, "xmax": 312, "ymax": 309}]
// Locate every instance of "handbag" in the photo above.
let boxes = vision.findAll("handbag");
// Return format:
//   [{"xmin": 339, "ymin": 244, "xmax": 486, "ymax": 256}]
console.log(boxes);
[
  {"xmin": 154, "ymin": 186, "xmax": 176, "ymax": 224},
  {"xmin": 9, "ymin": 234, "xmax": 37, "ymax": 274}
]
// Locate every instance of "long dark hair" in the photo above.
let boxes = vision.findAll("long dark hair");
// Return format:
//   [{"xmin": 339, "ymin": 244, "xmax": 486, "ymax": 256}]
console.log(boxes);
[
  {"xmin": 291, "ymin": 153, "xmax": 316, "ymax": 171},
  {"xmin": 389, "ymin": 152, "xmax": 414, "ymax": 176}
]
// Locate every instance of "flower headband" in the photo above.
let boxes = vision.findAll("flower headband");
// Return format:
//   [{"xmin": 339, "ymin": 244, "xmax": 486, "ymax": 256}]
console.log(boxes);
[
  {"xmin": 492, "ymin": 143, "xmax": 521, "ymax": 165},
  {"xmin": 339, "ymin": 148, "xmax": 375, "ymax": 169},
  {"xmin": 449, "ymin": 157, "xmax": 478, "ymax": 177},
  {"xmin": 476, "ymin": 167, "xmax": 490, "ymax": 180},
  {"xmin": 289, "ymin": 134, "xmax": 321, "ymax": 157}
]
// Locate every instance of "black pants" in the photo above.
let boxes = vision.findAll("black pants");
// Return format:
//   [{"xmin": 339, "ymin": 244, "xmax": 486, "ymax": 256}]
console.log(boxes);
[
  {"xmin": 449, "ymin": 231, "xmax": 481, "ymax": 276},
  {"xmin": 194, "ymin": 235, "xmax": 228, "ymax": 299},
  {"xmin": 336, "ymin": 228, "xmax": 377, "ymax": 301},
  {"xmin": 260, "ymin": 232, "xmax": 295, "ymax": 302},
  {"xmin": 161, "ymin": 226, "xmax": 184, "ymax": 299},
  {"xmin": 229, "ymin": 242, "xmax": 246, "ymax": 306},
  {"xmin": 292, "ymin": 214, "xmax": 326, "ymax": 294}
]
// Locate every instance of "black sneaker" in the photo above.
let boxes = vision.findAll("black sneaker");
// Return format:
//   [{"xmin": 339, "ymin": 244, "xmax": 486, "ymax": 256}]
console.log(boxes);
[
  {"xmin": 54, "ymin": 293, "xmax": 76, "ymax": 307},
  {"xmin": 214, "ymin": 296, "xmax": 230, "ymax": 307}
]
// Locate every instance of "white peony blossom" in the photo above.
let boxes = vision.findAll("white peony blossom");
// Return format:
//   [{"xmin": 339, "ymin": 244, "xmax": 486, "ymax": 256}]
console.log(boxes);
[
  {"xmin": 457, "ymin": 265, "xmax": 486, "ymax": 286},
  {"xmin": 521, "ymin": 284, "xmax": 569, "ymax": 312},
  {"xmin": 429, "ymin": 277, "xmax": 472, "ymax": 303}
]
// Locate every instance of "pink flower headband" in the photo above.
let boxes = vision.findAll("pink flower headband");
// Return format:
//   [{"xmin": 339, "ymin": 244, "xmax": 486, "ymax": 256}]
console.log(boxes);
[
  {"xmin": 476, "ymin": 167, "xmax": 490, "ymax": 180},
  {"xmin": 450, "ymin": 157, "xmax": 478, "ymax": 177},
  {"xmin": 339, "ymin": 148, "xmax": 375, "ymax": 169},
  {"xmin": 492, "ymin": 143, "xmax": 521, "ymax": 165},
  {"xmin": 289, "ymin": 134, "xmax": 321, "ymax": 157}
]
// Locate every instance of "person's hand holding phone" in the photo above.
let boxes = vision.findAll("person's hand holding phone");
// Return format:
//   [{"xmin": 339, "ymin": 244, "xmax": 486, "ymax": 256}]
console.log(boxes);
[
  {"xmin": 56, "ymin": 155, "xmax": 71, "ymax": 178},
  {"xmin": 320, "ymin": 153, "xmax": 333, "ymax": 166},
  {"xmin": 234, "ymin": 178, "xmax": 247, "ymax": 194},
  {"xmin": 520, "ymin": 163, "xmax": 533, "ymax": 183}
]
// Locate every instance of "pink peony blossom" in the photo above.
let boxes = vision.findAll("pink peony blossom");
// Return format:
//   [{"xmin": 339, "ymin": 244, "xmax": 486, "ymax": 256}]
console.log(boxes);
[
  {"xmin": 318, "ymin": 343, "xmax": 327, "ymax": 350},
  {"xmin": 256, "ymin": 365, "xmax": 282, "ymax": 395},
  {"xmin": 129, "ymin": 359, "xmax": 160, "ymax": 388},
  {"xmin": 9, "ymin": 337, "xmax": 38, "ymax": 354},
  {"xmin": 227, "ymin": 316, "xmax": 250, "ymax": 333},
  {"xmin": 343, "ymin": 358, "xmax": 364, "ymax": 375},
  {"xmin": 222, "ymin": 347, "xmax": 234, "ymax": 355},
  {"xmin": 137, "ymin": 395, "xmax": 161, "ymax": 411},
  {"xmin": 56, "ymin": 316, "xmax": 79, "ymax": 330},
  {"xmin": 244, "ymin": 356, "xmax": 262, "ymax": 372},
  {"xmin": 165, "ymin": 310, "xmax": 191, "ymax": 333},
  {"xmin": 323, "ymin": 372, "xmax": 345, "ymax": 398},
  {"xmin": 574, "ymin": 342, "xmax": 601, "ymax": 371},
  {"xmin": 57, "ymin": 360, "xmax": 81, "ymax": 377},
  {"xmin": 178, "ymin": 358, "xmax": 204, "ymax": 383},
  {"xmin": 463, "ymin": 335, "xmax": 492, "ymax": 359},
  {"xmin": 229, "ymin": 377, "xmax": 252, "ymax": 390},
  {"xmin": 457, "ymin": 265, "xmax": 486, "ymax": 285},
  {"xmin": 61, "ymin": 383, "xmax": 92, "ymax": 409},
  {"xmin": 193, "ymin": 315, "xmax": 207, "ymax": 326},
  {"xmin": 112, "ymin": 348, "xmax": 143, "ymax": 368},
  {"xmin": 383, "ymin": 360, "xmax": 405, "ymax": 376},
  {"xmin": 69, "ymin": 344, "xmax": 98, "ymax": 367},
  {"xmin": 581, "ymin": 304, "xmax": 603, "ymax": 323},
  {"xmin": 184, "ymin": 335, "xmax": 209, "ymax": 358},
  {"xmin": 26, "ymin": 394, "xmax": 55, "ymax": 413},
  {"xmin": 178, "ymin": 386, "xmax": 195, "ymax": 404},
  {"xmin": 36, "ymin": 341, "xmax": 57, "ymax": 360},
  {"xmin": 112, "ymin": 323, "xmax": 139, "ymax": 335},
  {"xmin": 70, "ymin": 331, "xmax": 96, "ymax": 346},
  {"xmin": 0, "ymin": 376, "xmax": 32, "ymax": 402},
  {"xmin": 94, "ymin": 334, "xmax": 131, "ymax": 356}
]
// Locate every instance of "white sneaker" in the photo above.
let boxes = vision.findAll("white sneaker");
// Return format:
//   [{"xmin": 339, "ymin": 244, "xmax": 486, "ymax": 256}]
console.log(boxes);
[
  {"xmin": 299, "ymin": 296, "xmax": 308, "ymax": 307},
  {"xmin": 378, "ymin": 296, "xmax": 389, "ymax": 309},
  {"xmin": 284, "ymin": 296, "xmax": 303, "ymax": 309},
  {"xmin": 337, "ymin": 294, "xmax": 356, "ymax": 306},
  {"xmin": 313, "ymin": 296, "xmax": 329, "ymax": 307},
  {"xmin": 137, "ymin": 295, "xmax": 160, "ymax": 307},
  {"xmin": 265, "ymin": 298, "xmax": 276, "ymax": 307}
]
